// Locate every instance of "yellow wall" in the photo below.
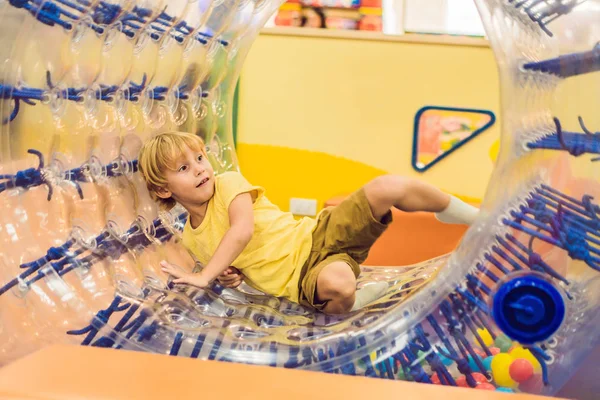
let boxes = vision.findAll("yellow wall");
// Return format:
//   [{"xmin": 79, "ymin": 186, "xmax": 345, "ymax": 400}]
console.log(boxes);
[{"xmin": 237, "ymin": 29, "xmax": 501, "ymax": 212}]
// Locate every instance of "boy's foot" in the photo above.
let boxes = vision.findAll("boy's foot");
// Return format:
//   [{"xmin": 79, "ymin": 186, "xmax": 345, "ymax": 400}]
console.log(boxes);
[
  {"xmin": 351, "ymin": 281, "xmax": 389, "ymax": 311},
  {"xmin": 435, "ymin": 195, "xmax": 479, "ymax": 225}
]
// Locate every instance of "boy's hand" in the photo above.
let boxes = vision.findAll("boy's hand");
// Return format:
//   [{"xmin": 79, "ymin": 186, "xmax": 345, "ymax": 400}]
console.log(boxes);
[
  {"xmin": 160, "ymin": 261, "xmax": 210, "ymax": 288},
  {"xmin": 217, "ymin": 267, "xmax": 243, "ymax": 288}
]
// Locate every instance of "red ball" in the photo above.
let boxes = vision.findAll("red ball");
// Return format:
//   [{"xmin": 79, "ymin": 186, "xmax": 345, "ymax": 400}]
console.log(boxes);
[
  {"xmin": 509, "ymin": 359, "xmax": 534, "ymax": 383},
  {"xmin": 474, "ymin": 348, "xmax": 486, "ymax": 357},
  {"xmin": 489, "ymin": 347, "xmax": 501, "ymax": 355},
  {"xmin": 431, "ymin": 373, "xmax": 441, "ymax": 384},
  {"xmin": 476, "ymin": 383, "xmax": 496, "ymax": 390},
  {"xmin": 472, "ymin": 372, "xmax": 488, "ymax": 384},
  {"xmin": 519, "ymin": 374, "xmax": 543, "ymax": 392},
  {"xmin": 456, "ymin": 376, "xmax": 469, "ymax": 387}
]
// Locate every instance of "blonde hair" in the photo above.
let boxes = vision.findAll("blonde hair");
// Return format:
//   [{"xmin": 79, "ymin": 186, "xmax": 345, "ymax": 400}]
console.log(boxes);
[{"xmin": 138, "ymin": 131, "xmax": 207, "ymax": 209}]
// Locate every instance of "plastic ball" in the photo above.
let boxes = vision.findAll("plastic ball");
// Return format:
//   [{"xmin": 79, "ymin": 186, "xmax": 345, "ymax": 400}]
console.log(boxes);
[
  {"xmin": 397, "ymin": 367, "xmax": 407, "ymax": 381},
  {"xmin": 477, "ymin": 383, "xmax": 497, "ymax": 390},
  {"xmin": 473, "ymin": 348, "xmax": 486, "ymax": 357},
  {"xmin": 417, "ymin": 350, "xmax": 427, "ymax": 365},
  {"xmin": 369, "ymin": 352, "xmax": 377, "ymax": 363},
  {"xmin": 509, "ymin": 347, "xmax": 541, "ymax": 373},
  {"xmin": 509, "ymin": 359, "xmax": 534, "ymax": 383},
  {"xmin": 489, "ymin": 347, "xmax": 501, "ymax": 355},
  {"xmin": 491, "ymin": 353, "xmax": 518, "ymax": 388},
  {"xmin": 439, "ymin": 354, "xmax": 454, "ymax": 366},
  {"xmin": 496, "ymin": 387, "xmax": 515, "ymax": 393},
  {"xmin": 447, "ymin": 363, "xmax": 461, "ymax": 379},
  {"xmin": 468, "ymin": 355, "xmax": 479, "ymax": 372},
  {"xmin": 519, "ymin": 374, "xmax": 544, "ymax": 393},
  {"xmin": 455, "ymin": 376, "xmax": 469, "ymax": 388},
  {"xmin": 431, "ymin": 373, "xmax": 441, "ymax": 384},
  {"xmin": 482, "ymin": 356, "xmax": 494, "ymax": 371},
  {"xmin": 469, "ymin": 355, "xmax": 490, "ymax": 373},
  {"xmin": 454, "ymin": 373, "xmax": 488, "ymax": 388},
  {"xmin": 472, "ymin": 372, "xmax": 488, "ymax": 384},
  {"xmin": 494, "ymin": 334, "xmax": 513, "ymax": 353},
  {"xmin": 477, "ymin": 328, "xmax": 494, "ymax": 347}
]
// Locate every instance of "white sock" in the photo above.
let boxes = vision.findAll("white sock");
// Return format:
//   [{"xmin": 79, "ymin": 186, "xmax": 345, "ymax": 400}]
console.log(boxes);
[
  {"xmin": 351, "ymin": 282, "xmax": 388, "ymax": 311},
  {"xmin": 435, "ymin": 195, "xmax": 479, "ymax": 225}
]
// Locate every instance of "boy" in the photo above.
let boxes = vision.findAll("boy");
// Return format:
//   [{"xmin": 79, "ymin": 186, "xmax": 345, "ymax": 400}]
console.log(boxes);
[{"xmin": 138, "ymin": 132, "xmax": 478, "ymax": 315}]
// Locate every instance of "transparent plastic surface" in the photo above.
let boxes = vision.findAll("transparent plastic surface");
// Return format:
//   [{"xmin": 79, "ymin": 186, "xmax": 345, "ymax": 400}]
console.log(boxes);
[{"xmin": 0, "ymin": 0, "xmax": 599, "ymax": 396}]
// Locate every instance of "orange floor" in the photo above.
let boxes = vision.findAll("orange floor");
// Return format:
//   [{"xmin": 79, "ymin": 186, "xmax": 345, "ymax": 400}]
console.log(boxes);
[{"xmin": 0, "ymin": 345, "xmax": 561, "ymax": 400}]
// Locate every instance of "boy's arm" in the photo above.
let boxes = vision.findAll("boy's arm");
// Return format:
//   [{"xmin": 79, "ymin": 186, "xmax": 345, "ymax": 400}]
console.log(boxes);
[
  {"xmin": 161, "ymin": 192, "xmax": 254, "ymax": 288},
  {"xmin": 199, "ymin": 192, "xmax": 254, "ymax": 282}
]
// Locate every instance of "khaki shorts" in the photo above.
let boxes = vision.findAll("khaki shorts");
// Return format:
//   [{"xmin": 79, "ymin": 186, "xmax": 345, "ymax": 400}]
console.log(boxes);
[{"xmin": 297, "ymin": 188, "xmax": 392, "ymax": 310}]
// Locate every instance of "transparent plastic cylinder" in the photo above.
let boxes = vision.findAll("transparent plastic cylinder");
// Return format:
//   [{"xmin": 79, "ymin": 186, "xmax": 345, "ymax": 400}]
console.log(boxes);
[{"xmin": 0, "ymin": 0, "xmax": 598, "ymax": 397}]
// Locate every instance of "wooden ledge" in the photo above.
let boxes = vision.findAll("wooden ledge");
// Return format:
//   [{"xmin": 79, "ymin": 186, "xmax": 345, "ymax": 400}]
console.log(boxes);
[{"xmin": 260, "ymin": 27, "xmax": 490, "ymax": 47}]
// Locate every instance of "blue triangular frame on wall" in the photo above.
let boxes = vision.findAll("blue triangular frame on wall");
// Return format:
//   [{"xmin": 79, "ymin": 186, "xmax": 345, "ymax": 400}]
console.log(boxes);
[{"xmin": 411, "ymin": 106, "xmax": 496, "ymax": 173}]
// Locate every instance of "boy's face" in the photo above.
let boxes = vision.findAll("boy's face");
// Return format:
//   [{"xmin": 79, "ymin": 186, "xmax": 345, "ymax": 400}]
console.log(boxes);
[{"xmin": 156, "ymin": 147, "xmax": 215, "ymax": 208}]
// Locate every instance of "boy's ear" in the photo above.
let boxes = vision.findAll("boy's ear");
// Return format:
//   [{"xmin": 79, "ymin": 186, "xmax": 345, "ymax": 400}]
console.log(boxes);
[{"xmin": 154, "ymin": 186, "xmax": 172, "ymax": 199}]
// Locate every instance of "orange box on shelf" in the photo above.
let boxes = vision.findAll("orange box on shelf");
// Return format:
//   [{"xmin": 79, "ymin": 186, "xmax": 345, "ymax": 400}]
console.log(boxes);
[
  {"xmin": 274, "ymin": 2, "xmax": 303, "ymax": 27},
  {"xmin": 358, "ymin": 7, "xmax": 382, "ymax": 31},
  {"xmin": 360, "ymin": 0, "xmax": 381, "ymax": 7},
  {"xmin": 324, "ymin": 195, "xmax": 477, "ymax": 266}
]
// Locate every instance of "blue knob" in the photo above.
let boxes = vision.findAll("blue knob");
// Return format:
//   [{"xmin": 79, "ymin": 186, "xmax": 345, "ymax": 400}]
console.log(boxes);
[{"xmin": 492, "ymin": 273, "xmax": 565, "ymax": 344}]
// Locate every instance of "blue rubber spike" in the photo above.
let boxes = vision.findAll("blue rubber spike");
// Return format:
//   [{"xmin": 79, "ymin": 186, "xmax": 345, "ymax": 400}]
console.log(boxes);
[
  {"xmin": 169, "ymin": 332, "xmax": 184, "ymax": 356},
  {"xmin": 0, "ymin": 206, "xmax": 184, "ymax": 300},
  {"xmin": 0, "ymin": 149, "xmax": 53, "ymax": 198},
  {"xmin": 526, "ymin": 345, "xmax": 552, "ymax": 385},
  {"xmin": 2, "ymin": 72, "xmax": 205, "ymax": 124},
  {"xmin": 0, "ymin": 203, "xmax": 186, "ymax": 303},
  {"xmin": 509, "ymin": 0, "xmax": 586, "ymax": 37},
  {"xmin": 190, "ymin": 334, "xmax": 206, "ymax": 358},
  {"xmin": 0, "ymin": 148, "xmax": 138, "ymax": 200},
  {"xmin": 401, "ymin": 347, "xmax": 432, "ymax": 383},
  {"xmin": 8, "ymin": 0, "xmax": 74, "ymax": 29},
  {"xmin": 492, "ymin": 273, "xmax": 565, "ymax": 344},
  {"xmin": 523, "ymin": 43, "xmax": 600, "ymax": 78},
  {"xmin": 501, "ymin": 234, "xmax": 570, "ymax": 285},
  {"xmin": 504, "ymin": 210, "xmax": 600, "ymax": 271},
  {"xmin": 411, "ymin": 325, "xmax": 457, "ymax": 386},
  {"xmin": 67, "ymin": 296, "xmax": 130, "ymax": 345},
  {"xmin": 527, "ymin": 117, "xmax": 600, "ymax": 159},
  {"xmin": 20, "ymin": 240, "xmax": 75, "ymax": 270},
  {"xmin": 0, "ymin": 84, "xmax": 45, "ymax": 123}
]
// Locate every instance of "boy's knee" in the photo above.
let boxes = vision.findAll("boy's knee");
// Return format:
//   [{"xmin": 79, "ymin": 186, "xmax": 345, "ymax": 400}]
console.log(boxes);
[
  {"xmin": 365, "ymin": 175, "xmax": 412, "ymax": 200},
  {"xmin": 334, "ymin": 278, "xmax": 357, "ymax": 300},
  {"xmin": 318, "ymin": 262, "xmax": 356, "ymax": 299}
]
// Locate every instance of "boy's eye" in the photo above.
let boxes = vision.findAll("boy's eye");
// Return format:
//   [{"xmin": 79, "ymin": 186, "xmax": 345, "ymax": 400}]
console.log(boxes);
[
  {"xmin": 178, "ymin": 165, "xmax": 187, "ymax": 172},
  {"xmin": 197, "ymin": 155, "xmax": 203, "ymax": 162}
]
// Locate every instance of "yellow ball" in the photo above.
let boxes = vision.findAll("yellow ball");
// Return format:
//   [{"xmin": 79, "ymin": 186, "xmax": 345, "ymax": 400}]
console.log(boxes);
[
  {"xmin": 510, "ymin": 347, "xmax": 542, "ymax": 373},
  {"xmin": 477, "ymin": 328, "xmax": 494, "ymax": 347},
  {"xmin": 370, "ymin": 352, "xmax": 378, "ymax": 363},
  {"xmin": 491, "ymin": 353, "xmax": 518, "ymax": 388}
]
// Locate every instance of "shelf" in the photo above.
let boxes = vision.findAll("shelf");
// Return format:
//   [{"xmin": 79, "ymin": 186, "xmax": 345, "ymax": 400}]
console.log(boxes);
[{"xmin": 260, "ymin": 27, "xmax": 489, "ymax": 48}]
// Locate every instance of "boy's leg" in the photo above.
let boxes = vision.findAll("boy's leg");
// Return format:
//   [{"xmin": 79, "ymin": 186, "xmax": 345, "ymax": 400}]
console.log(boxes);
[
  {"xmin": 363, "ymin": 175, "xmax": 478, "ymax": 225},
  {"xmin": 315, "ymin": 261, "xmax": 388, "ymax": 314},
  {"xmin": 315, "ymin": 261, "xmax": 356, "ymax": 314}
]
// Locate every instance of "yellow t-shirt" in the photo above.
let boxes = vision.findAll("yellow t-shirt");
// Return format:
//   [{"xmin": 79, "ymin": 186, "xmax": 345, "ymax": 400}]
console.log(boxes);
[{"xmin": 182, "ymin": 171, "xmax": 317, "ymax": 302}]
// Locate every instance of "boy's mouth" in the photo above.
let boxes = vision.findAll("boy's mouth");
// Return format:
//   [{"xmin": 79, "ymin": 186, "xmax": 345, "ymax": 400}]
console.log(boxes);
[{"xmin": 196, "ymin": 177, "xmax": 209, "ymax": 188}]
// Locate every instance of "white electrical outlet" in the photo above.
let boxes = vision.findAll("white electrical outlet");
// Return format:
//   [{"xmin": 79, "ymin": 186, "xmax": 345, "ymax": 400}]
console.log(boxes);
[{"xmin": 290, "ymin": 198, "xmax": 318, "ymax": 216}]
